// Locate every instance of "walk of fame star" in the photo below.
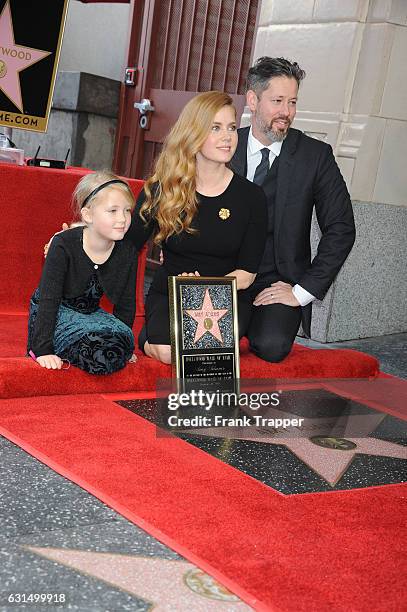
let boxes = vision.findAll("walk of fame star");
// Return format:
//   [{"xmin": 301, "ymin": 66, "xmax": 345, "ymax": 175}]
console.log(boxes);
[
  {"xmin": 24, "ymin": 547, "xmax": 249, "ymax": 610},
  {"xmin": 185, "ymin": 288, "xmax": 228, "ymax": 344},
  {"xmin": 0, "ymin": 1, "xmax": 51, "ymax": 112},
  {"xmin": 184, "ymin": 403, "xmax": 407, "ymax": 486}
]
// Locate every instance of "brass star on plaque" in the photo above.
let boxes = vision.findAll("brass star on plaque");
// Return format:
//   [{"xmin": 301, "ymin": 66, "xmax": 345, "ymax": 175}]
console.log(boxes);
[{"xmin": 185, "ymin": 288, "xmax": 228, "ymax": 343}]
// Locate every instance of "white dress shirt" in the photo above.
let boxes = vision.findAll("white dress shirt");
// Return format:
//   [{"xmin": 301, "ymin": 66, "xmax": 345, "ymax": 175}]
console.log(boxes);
[
  {"xmin": 247, "ymin": 128, "xmax": 283, "ymax": 181},
  {"xmin": 246, "ymin": 128, "xmax": 315, "ymax": 307}
]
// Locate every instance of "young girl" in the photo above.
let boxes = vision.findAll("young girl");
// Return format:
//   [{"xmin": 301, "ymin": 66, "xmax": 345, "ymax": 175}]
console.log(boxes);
[{"xmin": 28, "ymin": 172, "xmax": 138, "ymax": 374}]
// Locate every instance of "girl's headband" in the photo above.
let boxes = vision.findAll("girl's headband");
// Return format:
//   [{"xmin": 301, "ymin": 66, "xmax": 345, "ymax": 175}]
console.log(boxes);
[{"xmin": 81, "ymin": 179, "xmax": 130, "ymax": 209}]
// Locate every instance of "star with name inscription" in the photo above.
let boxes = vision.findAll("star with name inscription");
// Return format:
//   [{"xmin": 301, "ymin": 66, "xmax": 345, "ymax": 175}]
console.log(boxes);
[
  {"xmin": 0, "ymin": 1, "xmax": 51, "ymax": 112},
  {"xmin": 185, "ymin": 288, "xmax": 228, "ymax": 344}
]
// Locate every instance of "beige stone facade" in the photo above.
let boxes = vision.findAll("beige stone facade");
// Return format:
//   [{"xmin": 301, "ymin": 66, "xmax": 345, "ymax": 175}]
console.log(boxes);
[
  {"xmin": 58, "ymin": 0, "xmax": 130, "ymax": 81},
  {"xmin": 245, "ymin": 0, "xmax": 407, "ymax": 207}
]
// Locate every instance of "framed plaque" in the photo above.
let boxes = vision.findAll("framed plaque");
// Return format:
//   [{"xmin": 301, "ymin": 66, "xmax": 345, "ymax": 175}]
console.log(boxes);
[
  {"xmin": 0, "ymin": 0, "xmax": 69, "ymax": 132},
  {"xmin": 168, "ymin": 276, "xmax": 240, "ymax": 383}
]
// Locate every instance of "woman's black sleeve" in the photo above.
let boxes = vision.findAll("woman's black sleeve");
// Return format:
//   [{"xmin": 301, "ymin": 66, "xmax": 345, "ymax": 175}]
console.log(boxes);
[{"xmin": 125, "ymin": 189, "xmax": 156, "ymax": 251}]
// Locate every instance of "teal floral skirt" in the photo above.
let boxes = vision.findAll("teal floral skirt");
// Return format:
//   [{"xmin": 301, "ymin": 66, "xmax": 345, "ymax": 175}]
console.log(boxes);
[{"xmin": 28, "ymin": 275, "xmax": 134, "ymax": 375}]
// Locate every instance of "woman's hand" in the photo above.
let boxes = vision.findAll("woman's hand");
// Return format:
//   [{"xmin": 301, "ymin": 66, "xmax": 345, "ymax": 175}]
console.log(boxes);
[
  {"xmin": 178, "ymin": 271, "xmax": 200, "ymax": 276},
  {"xmin": 226, "ymin": 269, "xmax": 256, "ymax": 290},
  {"xmin": 44, "ymin": 222, "xmax": 85, "ymax": 257},
  {"xmin": 43, "ymin": 223, "xmax": 69, "ymax": 257},
  {"xmin": 36, "ymin": 354, "xmax": 63, "ymax": 369}
]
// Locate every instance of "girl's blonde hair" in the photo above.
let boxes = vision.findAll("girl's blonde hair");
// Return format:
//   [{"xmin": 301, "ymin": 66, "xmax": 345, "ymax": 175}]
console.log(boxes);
[
  {"xmin": 140, "ymin": 91, "xmax": 236, "ymax": 244},
  {"xmin": 72, "ymin": 170, "xmax": 135, "ymax": 222}
]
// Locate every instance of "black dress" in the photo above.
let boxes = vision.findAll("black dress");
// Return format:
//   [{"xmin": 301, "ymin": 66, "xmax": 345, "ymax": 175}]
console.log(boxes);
[{"xmin": 126, "ymin": 173, "xmax": 268, "ymax": 346}]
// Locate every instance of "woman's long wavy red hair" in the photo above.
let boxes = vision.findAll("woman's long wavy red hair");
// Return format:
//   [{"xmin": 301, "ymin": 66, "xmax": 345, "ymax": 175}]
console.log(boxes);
[{"xmin": 140, "ymin": 90, "xmax": 235, "ymax": 243}]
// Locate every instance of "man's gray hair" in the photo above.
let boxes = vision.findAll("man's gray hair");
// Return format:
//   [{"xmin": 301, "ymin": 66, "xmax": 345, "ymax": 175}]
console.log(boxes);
[{"xmin": 247, "ymin": 57, "xmax": 306, "ymax": 96}]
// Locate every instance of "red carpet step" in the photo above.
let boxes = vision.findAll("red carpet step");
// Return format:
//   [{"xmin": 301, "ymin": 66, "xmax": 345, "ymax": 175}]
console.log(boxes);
[
  {"xmin": 0, "ymin": 313, "xmax": 378, "ymax": 399},
  {"xmin": 0, "ymin": 346, "xmax": 379, "ymax": 400}
]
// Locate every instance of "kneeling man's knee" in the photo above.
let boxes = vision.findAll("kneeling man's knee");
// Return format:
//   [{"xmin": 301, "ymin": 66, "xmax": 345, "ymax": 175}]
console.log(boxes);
[{"xmin": 250, "ymin": 336, "xmax": 293, "ymax": 363}]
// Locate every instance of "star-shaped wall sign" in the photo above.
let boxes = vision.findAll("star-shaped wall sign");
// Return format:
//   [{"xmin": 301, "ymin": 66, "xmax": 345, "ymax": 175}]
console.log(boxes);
[{"xmin": 0, "ymin": 1, "xmax": 51, "ymax": 112}]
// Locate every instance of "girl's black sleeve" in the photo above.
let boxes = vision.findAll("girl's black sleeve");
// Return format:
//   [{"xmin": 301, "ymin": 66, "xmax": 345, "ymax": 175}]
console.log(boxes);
[{"xmin": 30, "ymin": 237, "xmax": 68, "ymax": 357}]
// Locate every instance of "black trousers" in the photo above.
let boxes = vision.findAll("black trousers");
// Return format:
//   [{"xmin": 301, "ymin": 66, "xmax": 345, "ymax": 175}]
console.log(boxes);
[
  {"xmin": 239, "ymin": 281, "xmax": 302, "ymax": 363},
  {"xmin": 140, "ymin": 281, "xmax": 302, "ymax": 363}
]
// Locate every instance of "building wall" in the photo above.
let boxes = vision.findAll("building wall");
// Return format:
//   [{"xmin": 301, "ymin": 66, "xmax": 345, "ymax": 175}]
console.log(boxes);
[
  {"xmin": 15, "ymin": 73, "xmax": 120, "ymax": 169},
  {"xmin": 58, "ymin": 0, "xmax": 130, "ymax": 81},
  {"xmin": 249, "ymin": 0, "xmax": 407, "ymax": 208}
]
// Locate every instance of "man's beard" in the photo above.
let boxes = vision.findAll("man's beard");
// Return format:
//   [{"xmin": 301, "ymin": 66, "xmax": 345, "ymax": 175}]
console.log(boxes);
[{"xmin": 257, "ymin": 116, "xmax": 290, "ymax": 143}]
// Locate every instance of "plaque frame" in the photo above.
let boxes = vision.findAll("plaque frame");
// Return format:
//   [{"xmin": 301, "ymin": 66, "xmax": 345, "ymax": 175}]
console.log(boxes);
[{"xmin": 168, "ymin": 276, "xmax": 240, "ymax": 382}]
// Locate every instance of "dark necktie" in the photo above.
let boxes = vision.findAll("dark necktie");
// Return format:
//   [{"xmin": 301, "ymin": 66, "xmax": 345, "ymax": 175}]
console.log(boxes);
[{"xmin": 253, "ymin": 147, "xmax": 270, "ymax": 185}]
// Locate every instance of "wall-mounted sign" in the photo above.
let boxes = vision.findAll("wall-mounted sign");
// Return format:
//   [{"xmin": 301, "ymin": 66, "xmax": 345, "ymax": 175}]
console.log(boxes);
[{"xmin": 0, "ymin": 0, "xmax": 69, "ymax": 132}]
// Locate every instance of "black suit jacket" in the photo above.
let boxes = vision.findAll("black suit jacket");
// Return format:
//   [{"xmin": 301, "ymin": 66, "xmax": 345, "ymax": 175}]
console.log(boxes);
[{"xmin": 230, "ymin": 126, "xmax": 356, "ymax": 336}]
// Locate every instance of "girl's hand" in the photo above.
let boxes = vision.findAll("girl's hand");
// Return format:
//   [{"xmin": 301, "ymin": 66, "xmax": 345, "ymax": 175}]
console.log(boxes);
[
  {"xmin": 36, "ymin": 355, "xmax": 63, "ymax": 369},
  {"xmin": 178, "ymin": 271, "xmax": 200, "ymax": 276},
  {"xmin": 129, "ymin": 353, "xmax": 138, "ymax": 363}
]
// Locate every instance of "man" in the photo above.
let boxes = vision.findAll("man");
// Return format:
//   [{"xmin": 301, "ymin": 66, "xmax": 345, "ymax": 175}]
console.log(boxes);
[{"xmin": 230, "ymin": 57, "xmax": 355, "ymax": 362}]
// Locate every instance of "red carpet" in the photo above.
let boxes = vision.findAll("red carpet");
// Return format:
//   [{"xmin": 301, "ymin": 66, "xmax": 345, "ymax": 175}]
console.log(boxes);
[{"xmin": 0, "ymin": 392, "xmax": 405, "ymax": 611}]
